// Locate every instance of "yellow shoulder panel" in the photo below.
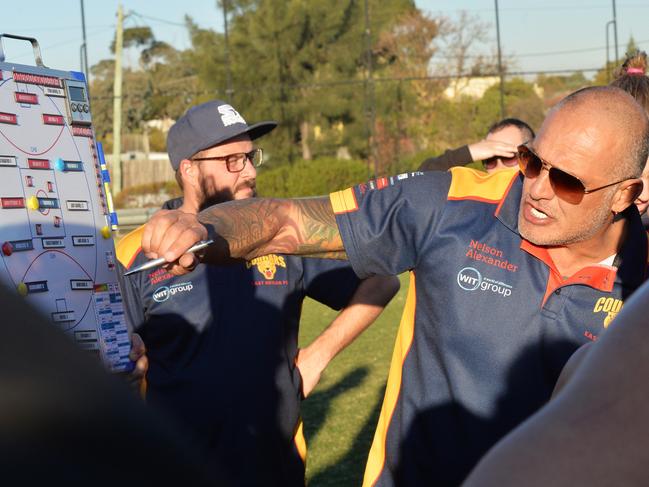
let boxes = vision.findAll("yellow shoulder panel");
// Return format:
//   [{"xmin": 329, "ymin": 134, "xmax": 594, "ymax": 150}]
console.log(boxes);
[
  {"xmin": 115, "ymin": 225, "xmax": 144, "ymax": 269},
  {"xmin": 447, "ymin": 166, "xmax": 518, "ymax": 203}
]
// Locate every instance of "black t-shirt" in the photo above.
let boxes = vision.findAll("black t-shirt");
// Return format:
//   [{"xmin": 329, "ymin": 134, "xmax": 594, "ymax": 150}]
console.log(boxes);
[{"xmin": 117, "ymin": 200, "xmax": 360, "ymax": 486}]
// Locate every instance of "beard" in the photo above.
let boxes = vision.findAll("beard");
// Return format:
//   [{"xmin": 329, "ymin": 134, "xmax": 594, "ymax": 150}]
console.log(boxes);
[
  {"xmin": 518, "ymin": 190, "xmax": 616, "ymax": 246},
  {"xmin": 198, "ymin": 178, "xmax": 256, "ymax": 210}
]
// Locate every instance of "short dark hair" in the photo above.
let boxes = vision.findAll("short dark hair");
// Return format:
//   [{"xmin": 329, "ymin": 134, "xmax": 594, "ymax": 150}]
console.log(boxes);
[{"xmin": 487, "ymin": 118, "xmax": 535, "ymax": 142}]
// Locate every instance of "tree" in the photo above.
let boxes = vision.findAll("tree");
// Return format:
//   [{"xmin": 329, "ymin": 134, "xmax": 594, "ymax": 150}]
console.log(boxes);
[
  {"xmin": 202, "ymin": 0, "xmax": 418, "ymax": 164},
  {"xmin": 90, "ymin": 22, "xmax": 196, "ymax": 149},
  {"xmin": 373, "ymin": 9, "xmax": 442, "ymax": 173},
  {"xmin": 625, "ymin": 35, "xmax": 639, "ymax": 59},
  {"xmin": 425, "ymin": 78, "xmax": 544, "ymax": 151},
  {"xmin": 593, "ymin": 36, "xmax": 640, "ymax": 86},
  {"xmin": 433, "ymin": 11, "xmax": 501, "ymax": 97},
  {"xmin": 536, "ymin": 72, "xmax": 588, "ymax": 106}
]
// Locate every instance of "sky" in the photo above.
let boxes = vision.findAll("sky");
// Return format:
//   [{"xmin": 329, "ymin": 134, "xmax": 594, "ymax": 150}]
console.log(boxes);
[{"xmin": 0, "ymin": 1, "xmax": 647, "ymax": 77}]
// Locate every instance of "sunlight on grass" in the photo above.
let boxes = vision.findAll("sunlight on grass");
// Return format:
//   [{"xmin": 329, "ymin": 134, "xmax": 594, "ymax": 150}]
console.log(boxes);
[{"xmin": 299, "ymin": 273, "xmax": 409, "ymax": 487}]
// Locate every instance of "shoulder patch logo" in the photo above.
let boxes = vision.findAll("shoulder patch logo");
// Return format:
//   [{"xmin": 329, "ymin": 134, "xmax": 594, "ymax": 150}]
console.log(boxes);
[
  {"xmin": 247, "ymin": 254, "xmax": 287, "ymax": 280},
  {"xmin": 593, "ymin": 297, "xmax": 623, "ymax": 328}
]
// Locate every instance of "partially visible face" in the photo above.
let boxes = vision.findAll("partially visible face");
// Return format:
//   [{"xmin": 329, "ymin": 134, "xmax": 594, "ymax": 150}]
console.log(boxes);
[
  {"xmin": 635, "ymin": 158, "xmax": 649, "ymax": 215},
  {"xmin": 192, "ymin": 135, "xmax": 256, "ymax": 207},
  {"xmin": 484, "ymin": 125, "xmax": 529, "ymax": 173},
  {"xmin": 517, "ymin": 109, "xmax": 622, "ymax": 246}
]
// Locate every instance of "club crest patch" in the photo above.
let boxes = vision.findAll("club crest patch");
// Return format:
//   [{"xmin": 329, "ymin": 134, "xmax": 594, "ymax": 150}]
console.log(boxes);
[{"xmin": 247, "ymin": 254, "xmax": 288, "ymax": 285}]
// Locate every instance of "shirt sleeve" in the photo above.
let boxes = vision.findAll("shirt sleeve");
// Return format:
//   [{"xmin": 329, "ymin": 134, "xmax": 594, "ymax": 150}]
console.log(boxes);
[
  {"xmin": 301, "ymin": 258, "xmax": 361, "ymax": 311},
  {"xmin": 418, "ymin": 146, "xmax": 473, "ymax": 172},
  {"xmin": 331, "ymin": 171, "xmax": 452, "ymax": 279},
  {"xmin": 117, "ymin": 260, "xmax": 146, "ymax": 333}
]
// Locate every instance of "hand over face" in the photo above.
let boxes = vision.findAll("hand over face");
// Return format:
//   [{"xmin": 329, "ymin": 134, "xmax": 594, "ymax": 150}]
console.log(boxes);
[
  {"xmin": 141, "ymin": 209, "xmax": 208, "ymax": 275},
  {"xmin": 468, "ymin": 139, "xmax": 518, "ymax": 162}
]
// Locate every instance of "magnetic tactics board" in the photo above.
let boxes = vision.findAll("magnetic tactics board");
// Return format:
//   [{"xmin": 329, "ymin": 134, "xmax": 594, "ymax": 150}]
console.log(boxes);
[{"xmin": 0, "ymin": 47, "xmax": 131, "ymax": 372}]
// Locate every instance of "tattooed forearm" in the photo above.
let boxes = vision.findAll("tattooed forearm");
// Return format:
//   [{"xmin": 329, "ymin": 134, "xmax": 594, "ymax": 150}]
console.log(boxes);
[
  {"xmin": 293, "ymin": 197, "xmax": 344, "ymax": 254},
  {"xmin": 198, "ymin": 198, "xmax": 288, "ymax": 259},
  {"xmin": 196, "ymin": 196, "xmax": 345, "ymax": 260}
]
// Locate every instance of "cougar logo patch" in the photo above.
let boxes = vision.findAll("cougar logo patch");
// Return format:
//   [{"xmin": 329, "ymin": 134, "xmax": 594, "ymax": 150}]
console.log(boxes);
[{"xmin": 247, "ymin": 254, "xmax": 287, "ymax": 280}]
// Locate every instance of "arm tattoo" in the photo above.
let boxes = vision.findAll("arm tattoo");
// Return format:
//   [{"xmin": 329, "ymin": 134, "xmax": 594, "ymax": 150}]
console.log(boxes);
[
  {"xmin": 293, "ymin": 197, "xmax": 344, "ymax": 255},
  {"xmin": 197, "ymin": 196, "xmax": 346, "ymax": 261}
]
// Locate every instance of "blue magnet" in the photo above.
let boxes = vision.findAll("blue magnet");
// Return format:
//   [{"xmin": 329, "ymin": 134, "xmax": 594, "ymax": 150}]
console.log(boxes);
[{"xmin": 54, "ymin": 158, "xmax": 65, "ymax": 172}]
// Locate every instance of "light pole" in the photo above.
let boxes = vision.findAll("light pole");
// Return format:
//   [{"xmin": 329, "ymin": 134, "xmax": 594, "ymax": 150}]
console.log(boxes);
[
  {"xmin": 494, "ymin": 0, "xmax": 505, "ymax": 119},
  {"xmin": 221, "ymin": 0, "xmax": 233, "ymax": 101},
  {"xmin": 612, "ymin": 0, "xmax": 619, "ymax": 64},
  {"xmin": 79, "ymin": 0, "xmax": 89, "ymax": 76},
  {"xmin": 606, "ymin": 20, "xmax": 615, "ymax": 82},
  {"xmin": 364, "ymin": 0, "xmax": 376, "ymax": 177}
]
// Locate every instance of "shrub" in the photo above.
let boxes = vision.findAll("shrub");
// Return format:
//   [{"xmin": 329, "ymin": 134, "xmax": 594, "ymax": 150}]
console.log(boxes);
[
  {"xmin": 257, "ymin": 157, "xmax": 370, "ymax": 198},
  {"xmin": 113, "ymin": 181, "xmax": 181, "ymax": 208}
]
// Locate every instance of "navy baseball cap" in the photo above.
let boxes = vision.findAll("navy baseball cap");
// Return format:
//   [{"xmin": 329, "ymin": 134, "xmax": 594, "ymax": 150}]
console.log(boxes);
[{"xmin": 167, "ymin": 100, "xmax": 277, "ymax": 170}]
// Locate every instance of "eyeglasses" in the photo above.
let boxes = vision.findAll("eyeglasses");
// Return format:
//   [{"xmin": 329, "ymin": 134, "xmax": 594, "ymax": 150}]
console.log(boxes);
[
  {"xmin": 517, "ymin": 144, "xmax": 630, "ymax": 204},
  {"xmin": 192, "ymin": 148, "xmax": 263, "ymax": 173},
  {"xmin": 483, "ymin": 155, "xmax": 518, "ymax": 170}
]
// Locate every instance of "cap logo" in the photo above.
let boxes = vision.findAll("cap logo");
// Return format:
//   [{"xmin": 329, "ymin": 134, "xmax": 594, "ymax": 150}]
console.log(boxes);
[{"xmin": 218, "ymin": 104, "xmax": 246, "ymax": 127}]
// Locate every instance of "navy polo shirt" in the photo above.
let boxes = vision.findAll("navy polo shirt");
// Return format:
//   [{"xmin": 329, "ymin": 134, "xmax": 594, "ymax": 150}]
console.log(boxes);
[
  {"xmin": 117, "ymin": 220, "xmax": 360, "ymax": 486},
  {"xmin": 330, "ymin": 167, "xmax": 647, "ymax": 486}
]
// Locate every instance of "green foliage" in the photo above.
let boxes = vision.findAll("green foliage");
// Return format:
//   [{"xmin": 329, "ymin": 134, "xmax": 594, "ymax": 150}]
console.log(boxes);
[
  {"xmin": 592, "ymin": 36, "xmax": 640, "ymax": 86},
  {"xmin": 593, "ymin": 61, "xmax": 619, "ymax": 86},
  {"xmin": 256, "ymin": 157, "xmax": 369, "ymax": 197},
  {"xmin": 90, "ymin": 23, "xmax": 197, "ymax": 141},
  {"xmin": 389, "ymin": 147, "xmax": 444, "ymax": 173},
  {"xmin": 220, "ymin": 0, "xmax": 418, "ymax": 164},
  {"xmin": 479, "ymin": 78, "xmax": 545, "ymax": 133},
  {"xmin": 148, "ymin": 128, "xmax": 167, "ymax": 152},
  {"xmin": 91, "ymin": 2, "xmax": 554, "ymax": 182},
  {"xmin": 426, "ymin": 78, "xmax": 545, "ymax": 152},
  {"xmin": 626, "ymin": 35, "xmax": 639, "ymax": 59},
  {"xmin": 110, "ymin": 26, "xmax": 155, "ymax": 54},
  {"xmin": 112, "ymin": 181, "xmax": 181, "ymax": 208},
  {"xmin": 99, "ymin": 132, "xmax": 113, "ymax": 153},
  {"xmin": 425, "ymin": 96, "xmax": 482, "ymax": 149},
  {"xmin": 536, "ymin": 72, "xmax": 588, "ymax": 104},
  {"xmin": 184, "ymin": 16, "xmax": 227, "ymax": 100}
]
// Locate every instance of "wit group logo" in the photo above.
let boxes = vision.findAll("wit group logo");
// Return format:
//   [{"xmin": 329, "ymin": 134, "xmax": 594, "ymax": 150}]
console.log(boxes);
[
  {"xmin": 153, "ymin": 282, "xmax": 194, "ymax": 303},
  {"xmin": 457, "ymin": 267, "xmax": 512, "ymax": 298},
  {"xmin": 457, "ymin": 267, "xmax": 482, "ymax": 290}
]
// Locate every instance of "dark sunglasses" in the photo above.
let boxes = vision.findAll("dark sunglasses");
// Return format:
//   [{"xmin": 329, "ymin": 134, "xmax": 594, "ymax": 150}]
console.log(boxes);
[
  {"xmin": 483, "ymin": 155, "xmax": 518, "ymax": 170},
  {"xmin": 517, "ymin": 144, "xmax": 630, "ymax": 204}
]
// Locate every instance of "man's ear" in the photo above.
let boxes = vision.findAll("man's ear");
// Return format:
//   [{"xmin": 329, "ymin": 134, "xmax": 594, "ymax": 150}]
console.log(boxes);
[
  {"xmin": 611, "ymin": 178, "xmax": 643, "ymax": 213},
  {"xmin": 178, "ymin": 159, "xmax": 197, "ymax": 185}
]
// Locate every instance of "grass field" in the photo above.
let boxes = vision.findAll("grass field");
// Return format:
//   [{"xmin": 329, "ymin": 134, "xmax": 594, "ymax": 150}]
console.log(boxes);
[{"xmin": 298, "ymin": 273, "xmax": 409, "ymax": 487}]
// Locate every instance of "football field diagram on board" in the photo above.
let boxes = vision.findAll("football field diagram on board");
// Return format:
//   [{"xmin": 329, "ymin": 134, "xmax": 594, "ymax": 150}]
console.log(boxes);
[{"xmin": 0, "ymin": 62, "xmax": 131, "ymax": 372}]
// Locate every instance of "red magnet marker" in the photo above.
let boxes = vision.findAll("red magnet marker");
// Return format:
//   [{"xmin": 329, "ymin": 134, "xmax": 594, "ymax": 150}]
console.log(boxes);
[{"xmin": 2, "ymin": 242, "xmax": 13, "ymax": 256}]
